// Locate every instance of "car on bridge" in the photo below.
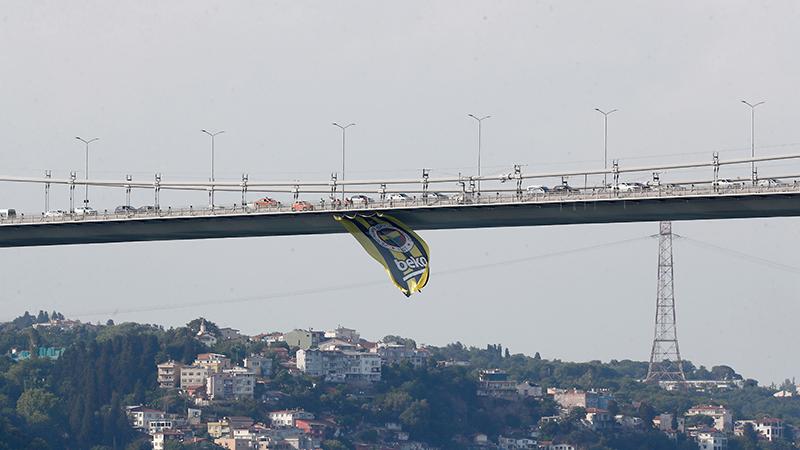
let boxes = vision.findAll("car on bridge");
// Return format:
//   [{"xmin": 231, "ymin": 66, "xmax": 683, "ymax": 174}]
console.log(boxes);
[
  {"xmin": 714, "ymin": 179, "xmax": 744, "ymax": 189},
  {"xmin": 349, "ymin": 195, "xmax": 374, "ymax": 205},
  {"xmin": 252, "ymin": 197, "xmax": 282, "ymax": 208},
  {"xmin": 614, "ymin": 182, "xmax": 647, "ymax": 192},
  {"xmin": 424, "ymin": 192, "xmax": 449, "ymax": 201},
  {"xmin": 551, "ymin": 184, "xmax": 579, "ymax": 194},
  {"xmin": 757, "ymin": 178, "xmax": 785, "ymax": 187},
  {"xmin": 526, "ymin": 185, "xmax": 549, "ymax": 195},
  {"xmin": 44, "ymin": 210, "xmax": 66, "ymax": 218},
  {"xmin": 0, "ymin": 209, "xmax": 16, "ymax": 218},
  {"xmin": 114, "ymin": 205, "xmax": 136, "ymax": 214},
  {"xmin": 291, "ymin": 201, "xmax": 314, "ymax": 212},
  {"xmin": 388, "ymin": 193, "xmax": 412, "ymax": 202},
  {"xmin": 73, "ymin": 207, "xmax": 98, "ymax": 216}
]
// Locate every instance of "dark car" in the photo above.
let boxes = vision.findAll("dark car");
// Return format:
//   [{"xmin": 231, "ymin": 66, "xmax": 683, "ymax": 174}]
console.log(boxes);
[
  {"xmin": 115, "ymin": 205, "xmax": 136, "ymax": 214},
  {"xmin": 551, "ymin": 184, "xmax": 579, "ymax": 194}
]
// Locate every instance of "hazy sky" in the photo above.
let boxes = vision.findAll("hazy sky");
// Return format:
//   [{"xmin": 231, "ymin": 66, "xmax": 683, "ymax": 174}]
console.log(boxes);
[{"xmin": 1, "ymin": 1, "xmax": 800, "ymax": 384}]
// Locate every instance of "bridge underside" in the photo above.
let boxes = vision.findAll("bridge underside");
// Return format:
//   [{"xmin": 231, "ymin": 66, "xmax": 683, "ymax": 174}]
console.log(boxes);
[{"xmin": 1, "ymin": 192, "xmax": 799, "ymax": 247}]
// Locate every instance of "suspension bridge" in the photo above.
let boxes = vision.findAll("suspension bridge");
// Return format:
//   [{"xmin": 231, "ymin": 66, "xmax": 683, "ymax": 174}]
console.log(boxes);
[{"xmin": 1, "ymin": 153, "xmax": 800, "ymax": 248}]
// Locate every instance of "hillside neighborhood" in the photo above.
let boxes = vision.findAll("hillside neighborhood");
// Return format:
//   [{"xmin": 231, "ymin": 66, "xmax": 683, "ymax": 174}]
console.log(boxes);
[{"xmin": 2, "ymin": 313, "xmax": 800, "ymax": 449}]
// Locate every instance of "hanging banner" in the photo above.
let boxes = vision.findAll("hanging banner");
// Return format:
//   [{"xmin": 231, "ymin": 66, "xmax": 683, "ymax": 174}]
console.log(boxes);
[{"xmin": 335, "ymin": 213, "xmax": 430, "ymax": 297}]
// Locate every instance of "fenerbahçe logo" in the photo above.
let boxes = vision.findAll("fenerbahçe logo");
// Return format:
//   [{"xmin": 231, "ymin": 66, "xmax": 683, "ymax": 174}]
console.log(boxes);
[
  {"xmin": 368, "ymin": 223, "xmax": 414, "ymax": 253},
  {"xmin": 335, "ymin": 213, "xmax": 430, "ymax": 297}
]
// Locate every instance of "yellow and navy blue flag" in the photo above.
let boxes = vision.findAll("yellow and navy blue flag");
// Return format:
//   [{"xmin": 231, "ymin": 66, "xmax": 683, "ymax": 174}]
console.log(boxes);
[{"xmin": 335, "ymin": 213, "xmax": 430, "ymax": 297}]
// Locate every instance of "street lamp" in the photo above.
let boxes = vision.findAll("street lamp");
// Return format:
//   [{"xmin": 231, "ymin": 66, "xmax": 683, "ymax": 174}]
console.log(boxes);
[
  {"xmin": 594, "ymin": 108, "xmax": 617, "ymax": 187},
  {"xmin": 332, "ymin": 122, "xmax": 355, "ymax": 200},
  {"xmin": 201, "ymin": 129, "xmax": 225, "ymax": 208},
  {"xmin": 741, "ymin": 100, "xmax": 765, "ymax": 184},
  {"xmin": 467, "ymin": 114, "xmax": 490, "ymax": 194},
  {"xmin": 75, "ymin": 136, "xmax": 99, "ymax": 207}
]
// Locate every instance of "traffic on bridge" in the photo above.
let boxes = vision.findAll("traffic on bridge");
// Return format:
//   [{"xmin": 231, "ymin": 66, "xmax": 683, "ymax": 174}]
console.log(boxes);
[{"xmin": 0, "ymin": 152, "xmax": 799, "ymax": 247}]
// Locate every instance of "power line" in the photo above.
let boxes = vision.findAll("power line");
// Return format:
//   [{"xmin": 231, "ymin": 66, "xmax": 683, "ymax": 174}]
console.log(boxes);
[
  {"xmin": 70, "ymin": 235, "xmax": 650, "ymax": 319},
  {"xmin": 677, "ymin": 235, "xmax": 800, "ymax": 275},
  {"xmin": 61, "ymin": 233, "xmax": 799, "ymax": 321}
]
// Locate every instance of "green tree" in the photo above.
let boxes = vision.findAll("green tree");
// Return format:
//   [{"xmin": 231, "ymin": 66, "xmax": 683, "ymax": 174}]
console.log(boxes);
[
  {"xmin": 16, "ymin": 388, "xmax": 60, "ymax": 425},
  {"xmin": 400, "ymin": 399, "xmax": 431, "ymax": 429},
  {"xmin": 382, "ymin": 335, "xmax": 417, "ymax": 348},
  {"xmin": 322, "ymin": 440, "xmax": 349, "ymax": 450},
  {"xmin": 186, "ymin": 318, "xmax": 220, "ymax": 337},
  {"xmin": 685, "ymin": 414, "xmax": 715, "ymax": 427}
]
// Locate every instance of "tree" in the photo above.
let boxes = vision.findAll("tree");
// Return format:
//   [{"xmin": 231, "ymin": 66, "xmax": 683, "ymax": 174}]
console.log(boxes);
[
  {"xmin": 186, "ymin": 318, "xmax": 220, "ymax": 337},
  {"xmin": 12, "ymin": 311, "xmax": 35, "ymax": 329},
  {"xmin": 710, "ymin": 365, "xmax": 742, "ymax": 380},
  {"xmin": 16, "ymin": 388, "xmax": 60, "ymax": 425},
  {"xmin": 685, "ymin": 414, "xmax": 715, "ymax": 427},
  {"xmin": 35, "ymin": 311, "xmax": 49, "ymax": 324},
  {"xmin": 400, "ymin": 399, "xmax": 431, "ymax": 429},
  {"xmin": 637, "ymin": 402, "xmax": 657, "ymax": 428},
  {"xmin": 382, "ymin": 335, "xmax": 417, "ymax": 348},
  {"xmin": 779, "ymin": 378, "xmax": 796, "ymax": 393},
  {"xmin": 322, "ymin": 440, "xmax": 349, "ymax": 450},
  {"xmin": 125, "ymin": 440, "xmax": 153, "ymax": 450}
]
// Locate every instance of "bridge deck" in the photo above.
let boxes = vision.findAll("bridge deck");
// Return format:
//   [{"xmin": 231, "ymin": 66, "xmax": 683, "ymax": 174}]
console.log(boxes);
[{"xmin": 1, "ymin": 187, "xmax": 799, "ymax": 247}]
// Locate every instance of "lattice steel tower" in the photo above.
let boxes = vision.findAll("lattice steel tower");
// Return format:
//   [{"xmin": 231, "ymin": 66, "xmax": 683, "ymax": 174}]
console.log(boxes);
[{"xmin": 645, "ymin": 221, "xmax": 687, "ymax": 383}]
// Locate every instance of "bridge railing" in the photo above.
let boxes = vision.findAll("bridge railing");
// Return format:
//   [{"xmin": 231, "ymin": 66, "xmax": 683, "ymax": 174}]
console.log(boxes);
[{"xmin": 2, "ymin": 181, "xmax": 800, "ymax": 226}]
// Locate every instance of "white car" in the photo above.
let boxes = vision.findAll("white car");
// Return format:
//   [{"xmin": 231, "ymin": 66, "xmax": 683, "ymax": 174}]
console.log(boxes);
[
  {"xmin": 73, "ymin": 206, "xmax": 98, "ymax": 216},
  {"xmin": 349, "ymin": 195, "xmax": 374, "ymax": 204},
  {"xmin": 526, "ymin": 185, "xmax": 549, "ymax": 194},
  {"xmin": 387, "ymin": 193, "xmax": 412, "ymax": 201},
  {"xmin": 714, "ymin": 179, "xmax": 743, "ymax": 189},
  {"xmin": 424, "ymin": 192, "xmax": 449, "ymax": 201},
  {"xmin": 44, "ymin": 210, "xmax": 67, "ymax": 217},
  {"xmin": 615, "ymin": 182, "xmax": 646, "ymax": 192},
  {"xmin": 757, "ymin": 178, "xmax": 785, "ymax": 187}
]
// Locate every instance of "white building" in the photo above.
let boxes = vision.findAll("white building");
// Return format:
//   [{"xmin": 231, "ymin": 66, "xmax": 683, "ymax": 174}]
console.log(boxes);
[
  {"xmin": 686, "ymin": 405, "xmax": 733, "ymax": 433},
  {"xmin": 498, "ymin": 436, "xmax": 537, "ymax": 449},
  {"xmin": 372, "ymin": 342, "xmax": 428, "ymax": 367},
  {"xmin": 207, "ymin": 367, "xmax": 256, "ymax": 400},
  {"xmin": 126, "ymin": 406, "xmax": 165, "ymax": 429},
  {"xmin": 148, "ymin": 419, "xmax": 174, "ymax": 433},
  {"xmin": 697, "ymin": 430, "xmax": 727, "ymax": 450},
  {"xmin": 180, "ymin": 365, "xmax": 210, "ymax": 389},
  {"xmin": 736, "ymin": 418, "xmax": 784, "ymax": 442},
  {"xmin": 152, "ymin": 430, "xmax": 183, "ymax": 450},
  {"xmin": 318, "ymin": 338, "xmax": 357, "ymax": 352},
  {"xmin": 195, "ymin": 352, "xmax": 232, "ymax": 373},
  {"xmin": 660, "ymin": 380, "xmax": 744, "ymax": 391},
  {"xmin": 584, "ymin": 409, "xmax": 614, "ymax": 431},
  {"xmin": 516, "ymin": 381, "xmax": 543, "ymax": 398},
  {"xmin": 553, "ymin": 388, "xmax": 613, "ymax": 411},
  {"xmin": 269, "ymin": 409, "xmax": 314, "ymax": 427},
  {"xmin": 296, "ymin": 349, "xmax": 381, "ymax": 382},
  {"xmin": 324, "ymin": 326, "xmax": 360, "ymax": 343}
]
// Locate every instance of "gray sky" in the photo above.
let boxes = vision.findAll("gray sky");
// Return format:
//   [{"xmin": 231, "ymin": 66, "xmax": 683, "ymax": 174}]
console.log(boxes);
[{"xmin": 1, "ymin": 1, "xmax": 799, "ymax": 384}]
